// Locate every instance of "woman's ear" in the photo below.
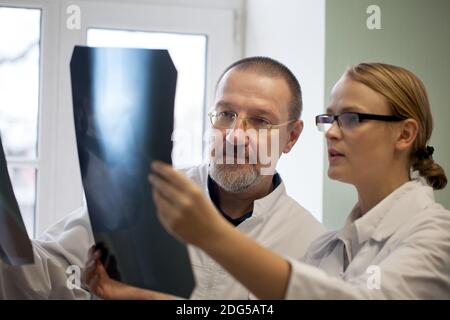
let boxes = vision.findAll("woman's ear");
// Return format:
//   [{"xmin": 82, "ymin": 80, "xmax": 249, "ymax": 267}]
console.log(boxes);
[{"xmin": 395, "ymin": 119, "xmax": 419, "ymax": 152}]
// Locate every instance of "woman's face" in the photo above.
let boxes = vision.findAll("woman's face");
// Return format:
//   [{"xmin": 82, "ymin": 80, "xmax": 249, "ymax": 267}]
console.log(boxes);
[{"xmin": 325, "ymin": 74, "xmax": 399, "ymax": 186}]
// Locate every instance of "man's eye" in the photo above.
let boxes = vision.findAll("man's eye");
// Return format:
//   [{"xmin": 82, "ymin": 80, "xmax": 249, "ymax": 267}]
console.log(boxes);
[
  {"xmin": 251, "ymin": 117, "xmax": 271, "ymax": 126},
  {"xmin": 218, "ymin": 111, "xmax": 235, "ymax": 118}
]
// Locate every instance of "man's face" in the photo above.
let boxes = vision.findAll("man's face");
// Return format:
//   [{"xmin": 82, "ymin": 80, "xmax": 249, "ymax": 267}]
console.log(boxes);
[{"xmin": 208, "ymin": 68, "xmax": 299, "ymax": 193}]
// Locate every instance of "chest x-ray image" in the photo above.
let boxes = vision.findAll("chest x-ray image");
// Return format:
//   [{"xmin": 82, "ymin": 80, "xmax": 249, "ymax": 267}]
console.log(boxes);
[
  {"xmin": 70, "ymin": 46, "xmax": 194, "ymax": 298},
  {"xmin": 0, "ymin": 135, "xmax": 34, "ymax": 266}
]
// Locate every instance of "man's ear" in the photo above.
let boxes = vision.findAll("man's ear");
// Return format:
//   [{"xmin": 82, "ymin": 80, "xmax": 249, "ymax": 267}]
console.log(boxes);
[
  {"xmin": 283, "ymin": 120, "xmax": 303, "ymax": 153},
  {"xmin": 395, "ymin": 119, "xmax": 418, "ymax": 152}
]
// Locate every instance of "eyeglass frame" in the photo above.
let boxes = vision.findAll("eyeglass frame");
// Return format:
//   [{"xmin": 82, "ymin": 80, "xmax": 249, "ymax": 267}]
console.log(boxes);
[
  {"xmin": 315, "ymin": 112, "xmax": 405, "ymax": 131},
  {"xmin": 208, "ymin": 110, "xmax": 297, "ymax": 130}
]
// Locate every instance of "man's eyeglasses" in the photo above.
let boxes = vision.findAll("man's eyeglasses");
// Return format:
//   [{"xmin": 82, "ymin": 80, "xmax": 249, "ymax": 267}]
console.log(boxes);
[
  {"xmin": 315, "ymin": 112, "xmax": 405, "ymax": 132},
  {"xmin": 208, "ymin": 111, "xmax": 296, "ymax": 130}
]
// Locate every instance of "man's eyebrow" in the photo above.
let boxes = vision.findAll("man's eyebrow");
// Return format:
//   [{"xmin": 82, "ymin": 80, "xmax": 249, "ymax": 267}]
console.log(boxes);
[
  {"xmin": 215, "ymin": 101, "xmax": 234, "ymax": 109},
  {"xmin": 215, "ymin": 101, "xmax": 278, "ymax": 119},
  {"xmin": 248, "ymin": 108, "xmax": 277, "ymax": 119}
]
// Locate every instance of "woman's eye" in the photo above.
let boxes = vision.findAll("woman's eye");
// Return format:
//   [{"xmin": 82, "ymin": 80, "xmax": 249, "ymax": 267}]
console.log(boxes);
[
  {"xmin": 341, "ymin": 113, "xmax": 360, "ymax": 127},
  {"xmin": 349, "ymin": 115, "xmax": 359, "ymax": 123}
]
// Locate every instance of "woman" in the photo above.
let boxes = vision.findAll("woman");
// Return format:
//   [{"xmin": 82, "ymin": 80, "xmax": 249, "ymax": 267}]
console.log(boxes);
[{"xmin": 85, "ymin": 62, "xmax": 450, "ymax": 299}]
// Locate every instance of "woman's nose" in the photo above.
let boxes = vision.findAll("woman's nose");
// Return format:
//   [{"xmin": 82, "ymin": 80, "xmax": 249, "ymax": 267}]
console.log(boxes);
[{"xmin": 325, "ymin": 121, "xmax": 342, "ymax": 140}]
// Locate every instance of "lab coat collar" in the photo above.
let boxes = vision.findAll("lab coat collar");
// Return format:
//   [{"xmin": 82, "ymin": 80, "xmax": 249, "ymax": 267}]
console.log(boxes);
[
  {"xmin": 315, "ymin": 178, "xmax": 435, "ymax": 259},
  {"xmin": 251, "ymin": 177, "xmax": 286, "ymax": 220},
  {"xmin": 370, "ymin": 179, "xmax": 435, "ymax": 242},
  {"xmin": 350, "ymin": 179, "xmax": 435, "ymax": 244}
]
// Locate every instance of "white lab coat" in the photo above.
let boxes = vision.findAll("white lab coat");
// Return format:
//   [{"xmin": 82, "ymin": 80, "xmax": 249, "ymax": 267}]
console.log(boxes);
[
  {"xmin": 0, "ymin": 163, "xmax": 325, "ymax": 299},
  {"xmin": 285, "ymin": 178, "xmax": 450, "ymax": 299}
]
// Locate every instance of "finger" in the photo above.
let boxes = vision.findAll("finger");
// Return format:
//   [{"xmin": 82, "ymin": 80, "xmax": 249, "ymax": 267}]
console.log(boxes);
[
  {"xmin": 96, "ymin": 260, "xmax": 111, "ymax": 281},
  {"xmin": 88, "ymin": 273, "xmax": 100, "ymax": 292},
  {"xmin": 83, "ymin": 258, "xmax": 99, "ymax": 285},
  {"xmin": 87, "ymin": 261, "xmax": 108, "ymax": 292},
  {"xmin": 94, "ymin": 249, "xmax": 102, "ymax": 261},
  {"xmin": 94, "ymin": 243, "xmax": 108, "ymax": 264},
  {"xmin": 151, "ymin": 161, "xmax": 192, "ymax": 190},
  {"xmin": 152, "ymin": 190, "xmax": 182, "ymax": 231},
  {"xmin": 149, "ymin": 174, "xmax": 189, "ymax": 205},
  {"xmin": 83, "ymin": 250, "xmax": 102, "ymax": 284},
  {"xmin": 88, "ymin": 245, "xmax": 96, "ymax": 258},
  {"xmin": 85, "ymin": 256, "xmax": 96, "ymax": 274},
  {"xmin": 85, "ymin": 260, "xmax": 100, "ymax": 288},
  {"xmin": 152, "ymin": 189, "xmax": 178, "ymax": 216}
]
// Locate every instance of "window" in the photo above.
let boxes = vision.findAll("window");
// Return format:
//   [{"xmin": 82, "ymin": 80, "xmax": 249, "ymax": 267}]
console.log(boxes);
[
  {"xmin": 87, "ymin": 29, "xmax": 207, "ymax": 168},
  {"xmin": 48, "ymin": 1, "xmax": 237, "ymax": 231},
  {"xmin": 0, "ymin": 0, "xmax": 239, "ymax": 234},
  {"xmin": 0, "ymin": 7, "xmax": 41, "ymax": 237}
]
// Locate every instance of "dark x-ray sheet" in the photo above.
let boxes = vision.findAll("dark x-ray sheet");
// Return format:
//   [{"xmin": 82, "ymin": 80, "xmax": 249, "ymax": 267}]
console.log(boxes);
[
  {"xmin": 70, "ymin": 46, "xmax": 194, "ymax": 298},
  {"xmin": 0, "ymin": 135, "xmax": 34, "ymax": 266}
]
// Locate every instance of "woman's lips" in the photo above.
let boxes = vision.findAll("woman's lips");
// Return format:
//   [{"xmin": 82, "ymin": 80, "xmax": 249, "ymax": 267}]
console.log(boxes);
[{"xmin": 328, "ymin": 148, "xmax": 345, "ymax": 163}]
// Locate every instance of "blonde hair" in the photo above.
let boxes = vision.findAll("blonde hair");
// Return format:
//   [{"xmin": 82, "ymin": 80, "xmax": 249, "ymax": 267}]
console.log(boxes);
[{"xmin": 346, "ymin": 62, "xmax": 447, "ymax": 190}]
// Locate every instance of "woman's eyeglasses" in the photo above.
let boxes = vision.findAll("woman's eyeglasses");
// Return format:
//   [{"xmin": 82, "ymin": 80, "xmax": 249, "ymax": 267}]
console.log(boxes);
[{"xmin": 315, "ymin": 112, "xmax": 405, "ymax": 132}]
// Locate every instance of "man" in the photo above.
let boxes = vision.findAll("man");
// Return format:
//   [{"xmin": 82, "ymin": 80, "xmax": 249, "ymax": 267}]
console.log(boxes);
[{"xmin": 0, "ymin": 56, "xmax": 325, "ymax": 299}]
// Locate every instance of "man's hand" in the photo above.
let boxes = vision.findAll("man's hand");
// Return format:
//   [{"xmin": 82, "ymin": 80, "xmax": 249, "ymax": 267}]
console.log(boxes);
[
  {"xmin": 149, "ymin": 161, "xmax": 229, "ymax": 248},
  {"xmin": 83, "ymin": 245, "xmax": 175, "ymax": 300},
  {"xmin": 82, "ymin": 245, "xmax": 131, "ymax": 300}
]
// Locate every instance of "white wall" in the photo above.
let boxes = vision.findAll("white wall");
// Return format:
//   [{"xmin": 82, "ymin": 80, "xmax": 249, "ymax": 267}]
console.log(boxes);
[{"xmin": 245, "ymin": 0, "xmax": 326, "ymax": 221}]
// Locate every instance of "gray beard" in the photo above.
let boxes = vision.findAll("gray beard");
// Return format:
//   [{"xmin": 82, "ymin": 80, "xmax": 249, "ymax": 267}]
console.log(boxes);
[{"xmin": 209, "ymin": 163, "xmax": 262, "ymax": 193}]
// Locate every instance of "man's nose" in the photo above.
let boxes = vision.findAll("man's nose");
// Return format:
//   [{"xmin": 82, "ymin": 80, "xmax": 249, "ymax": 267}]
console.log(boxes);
[{"xmin": 226, "ymin": 118, "xmax": 248, "ymax": 146}]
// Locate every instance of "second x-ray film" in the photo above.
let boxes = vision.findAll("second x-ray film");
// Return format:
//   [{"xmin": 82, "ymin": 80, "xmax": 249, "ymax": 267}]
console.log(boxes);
[{"xmin": 0, "ymin": 135, "xmax": 34, "ymax": 266}]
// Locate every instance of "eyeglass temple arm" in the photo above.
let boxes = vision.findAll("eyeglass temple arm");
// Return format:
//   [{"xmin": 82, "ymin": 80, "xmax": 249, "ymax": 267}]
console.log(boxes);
[{"xmin": 270, "ymin": 119, "xmax": 298, "ymax": 128}]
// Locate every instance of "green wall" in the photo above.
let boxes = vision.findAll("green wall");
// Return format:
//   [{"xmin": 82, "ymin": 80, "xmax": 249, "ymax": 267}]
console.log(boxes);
[{"xmin": 323, "ymin": 0, "xmax": 450, "ymax": 229}]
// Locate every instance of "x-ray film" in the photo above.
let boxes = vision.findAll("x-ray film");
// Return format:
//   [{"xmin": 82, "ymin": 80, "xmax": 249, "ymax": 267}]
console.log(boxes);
[
  {"xmin": 0, "ymin": 135, "xmax": 34, "ymax": 266},
  {"xmin": 70, "ymin": 46, "xmax": 194, "ymax": 298}
]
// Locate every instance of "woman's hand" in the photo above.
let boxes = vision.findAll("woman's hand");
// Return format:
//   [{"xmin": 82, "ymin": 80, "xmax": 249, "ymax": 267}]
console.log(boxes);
[
  {"xmin": 149, "ymin": 161, "xmax": 229, "ymax": 248},
  {"xmin": 149, "ymin": 161, "xmax": 290, "ymax": 299}
]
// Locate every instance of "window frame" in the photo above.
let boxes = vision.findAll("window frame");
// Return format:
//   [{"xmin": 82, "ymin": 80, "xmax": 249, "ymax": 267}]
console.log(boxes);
[{"xmin": 0, "ymin": 0, "xmax": 60, "ymax": 237}]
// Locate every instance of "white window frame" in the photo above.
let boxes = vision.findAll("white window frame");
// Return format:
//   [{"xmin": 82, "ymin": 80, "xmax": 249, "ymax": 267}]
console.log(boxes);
[{"xmin": 0, "ymin": 0, "xmax": 60, "ymax": 237}]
